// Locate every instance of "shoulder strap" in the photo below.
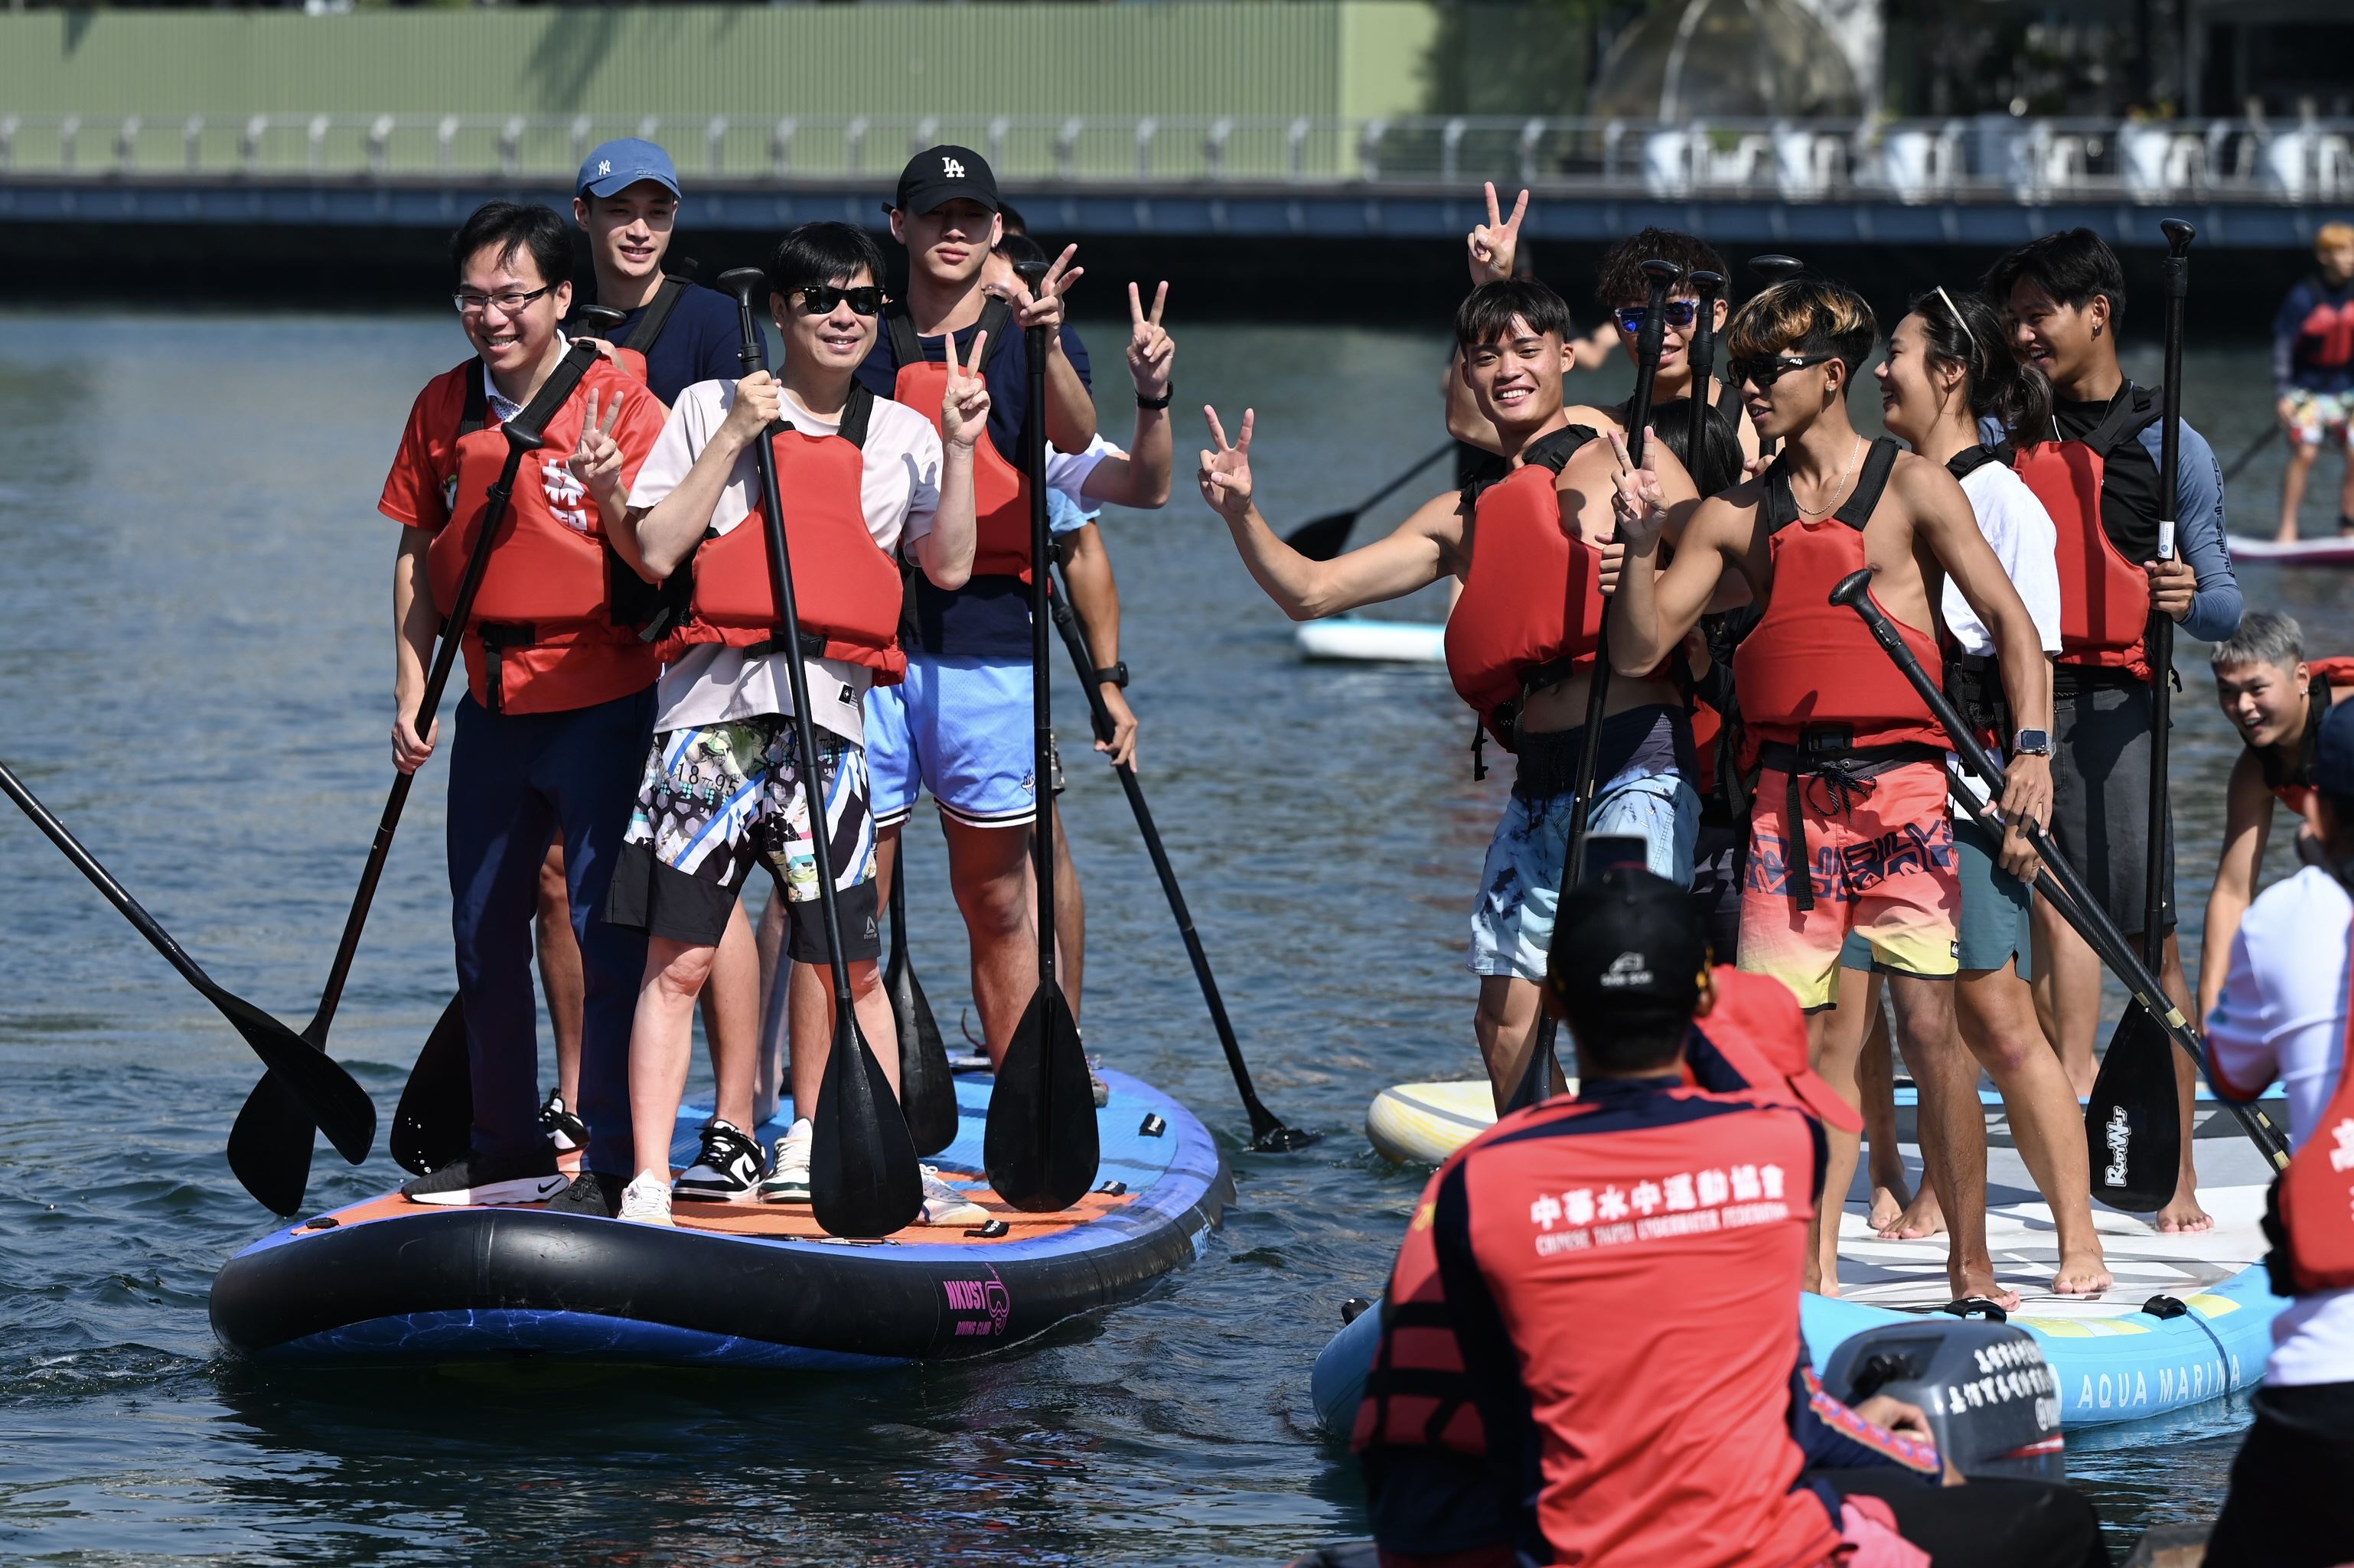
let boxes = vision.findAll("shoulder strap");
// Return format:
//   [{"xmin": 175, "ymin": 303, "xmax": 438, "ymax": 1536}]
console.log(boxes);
[
  {"xmin": 1832, "ymin": 437, "xmax": 1904, "ymax": 531},
  {"xmin": 1945, "ymin": 444, "xmax": 2007, "ymax": 482},
  {"xmin": 458, "ymin": 360, "xmax": 488, "ymax": 438},
  {"xmin": 1762, "ymin": 452, "xmax": 1800, "ymax": 535},
  {"xmin": 1520, "ymin": 423, "xmax": 1598, "ymax": 477},
  {"xmin": 2080, "ymin": 385, "xmax": 2158, "ymax": 456},
  {"xmin": 620, "ymin": 276, "xmax": 690, "ymax": 354},
  {"xmin": 839, "ymin": 381, "xmax": 875, "ymax": 449},
  {"xmin": 976, "ymin": 297, "xmax": 1015, "ymax": 370},
  {"xmin": 884, "ymin": 302, "xmax": 924, "ymax": 368}
]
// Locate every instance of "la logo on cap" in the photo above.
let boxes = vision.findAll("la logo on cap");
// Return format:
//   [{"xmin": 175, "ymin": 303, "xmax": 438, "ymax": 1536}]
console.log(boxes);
[
  {"xmin": 942, "ymin": 155, "xmax": 966, "ymax": 178},
  {"xmin": 1601, "ymin": 951, "xmax": 1652, "ymax": 989}
]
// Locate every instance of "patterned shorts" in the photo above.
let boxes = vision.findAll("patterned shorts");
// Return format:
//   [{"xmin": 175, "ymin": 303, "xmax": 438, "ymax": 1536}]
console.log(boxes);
[
  {"xmin": 2284, "ymin": 387, "xmax": 2354, "ymax": 451},
  {"xmin": 605, "ymin": 719, "xmax": 880, "ymax": 963}
]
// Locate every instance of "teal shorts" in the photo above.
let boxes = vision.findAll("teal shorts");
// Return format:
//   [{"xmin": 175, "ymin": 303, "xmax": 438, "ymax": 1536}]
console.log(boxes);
[{"xmin": 1837, "ymin": 810, "xmax": 2030, "ymax": 979}]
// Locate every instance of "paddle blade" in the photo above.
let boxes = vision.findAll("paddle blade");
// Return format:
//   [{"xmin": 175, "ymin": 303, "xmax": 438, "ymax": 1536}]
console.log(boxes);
[
  {"xmin": 391, "ymin": 996, "xmax": 473, "ymax": 1177},
  {"xmin": 2085, "ymin": 1003, "xmax": 2183, "ymax": 1212},
  {"xmin": 810, "ymin": 1008, "xmax": 924, "ymax": 1238},
  {"xmin": 983, "ymin": 984, "xmax": 1100, "ymax": 1212},
  {"xmin": 1283, "ymin": 510, "xmax": 1358, "ymax": 563},
  {"xmin": 888, "ymin": 944, "xmax": 958, "ymax": 1157},
  {"xmin": 211, "ymin": 986, "xmax": 375, "ymax": 1166},
  {"xmin": 226, "ymin": 1073, "xmax": 316, "ymax": 1215}
]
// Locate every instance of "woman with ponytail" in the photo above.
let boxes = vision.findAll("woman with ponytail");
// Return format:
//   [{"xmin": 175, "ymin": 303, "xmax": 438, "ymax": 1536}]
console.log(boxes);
[{"xmin": 1844, "ymin": 285, "xmax": 2113, "ymax": 1296}]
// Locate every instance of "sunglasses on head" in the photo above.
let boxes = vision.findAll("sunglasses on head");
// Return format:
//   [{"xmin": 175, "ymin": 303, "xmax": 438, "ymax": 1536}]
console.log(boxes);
[
  {"xmin": 1727, "ymin": 352, "xmax": 1835, "ymax": 390},
  {"xmin": 795, "ymin": 285, "xmax": 883, "ymax": 317},
  {"xmin": 1612, "ymin": 299, "xmax": 1700, "ymax": 334}
]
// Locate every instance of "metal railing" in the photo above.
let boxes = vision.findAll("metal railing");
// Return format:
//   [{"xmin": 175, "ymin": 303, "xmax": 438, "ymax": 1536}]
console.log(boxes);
[{"xmin": 2, "ymin": 111, "xmax": 2350, "ymax": 204}]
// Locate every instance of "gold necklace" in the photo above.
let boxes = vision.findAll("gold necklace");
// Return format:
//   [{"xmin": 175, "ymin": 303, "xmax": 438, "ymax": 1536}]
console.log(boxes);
[{"xmin": 1793, "ymin": 435, "xmax": 1865, "ymax": 520}]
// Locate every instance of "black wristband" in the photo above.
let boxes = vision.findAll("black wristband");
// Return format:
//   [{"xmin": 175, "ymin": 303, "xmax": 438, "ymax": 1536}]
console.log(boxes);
[
  {"xmin": 1136, "ymin": 386, "xmax": 1172, "ymax": 410},
  {"xmin": 1094, "ymin": 661, "xmax": 1130, "ymax": 689}
]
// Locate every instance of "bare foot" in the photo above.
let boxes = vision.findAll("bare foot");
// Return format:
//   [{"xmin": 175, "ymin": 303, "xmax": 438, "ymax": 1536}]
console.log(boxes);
[
  {"xmin": 1867, "ymin": 1182, "xmax": 1911, "ymax": 1233},
  {"xmin": 2156, "ymin": 1191, "xmax": 2214, "ymax": 1233},
  {"xmin": 1881, "ymin": 1188, "xmax": 1945, "ymax": 1241},
  {"xmin": 2052, "ymin": 1245, "xmax": 2113, "ymax": 1296},
  {"xmin": 1951, "ymin": 1266, "xmax": 2023, "ymax": 1313}
]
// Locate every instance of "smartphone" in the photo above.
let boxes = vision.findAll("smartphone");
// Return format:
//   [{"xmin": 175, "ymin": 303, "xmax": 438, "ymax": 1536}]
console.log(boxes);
[{"xmin": 1580, "ymin": 833, "xmax": 1651, "ymax": 887}]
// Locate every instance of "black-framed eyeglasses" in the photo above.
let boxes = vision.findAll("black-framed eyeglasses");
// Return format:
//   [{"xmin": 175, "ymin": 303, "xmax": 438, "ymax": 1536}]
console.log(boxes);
[
  {"xmin": 1613, "ymin": 299, "xmax": 1700, "ymax": 334},
  {"xmin": 1727, "ymin": 352, "xmax": 1835, "ymax": 390},
  {"xmin": 795, "ymin": 285, "xmax": 884, "ymax": 317},
  {"xmin": 452, "ymin": 285, "xmax": 554, "ymax": 318}
]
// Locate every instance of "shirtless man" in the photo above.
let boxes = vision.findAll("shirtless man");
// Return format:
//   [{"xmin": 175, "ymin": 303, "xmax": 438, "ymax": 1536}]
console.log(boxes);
[
  {"xmin": 1201, "ymin": 278, "xmax": 1704, "ymax": 1108},
  {"xmin": 1608, "ymin": 276, "xmax": 2054, "ymax": 1302}
]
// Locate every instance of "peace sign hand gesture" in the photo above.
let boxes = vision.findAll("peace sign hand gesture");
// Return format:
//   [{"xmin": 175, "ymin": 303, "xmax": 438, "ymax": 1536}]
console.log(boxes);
[
  {"xmin": 1016, "ymin": 244, "xmax": 1086, "ymax": 338},
  {"xmin": 1469, "ymin": 182, "xmax": 1529, "ymax": 285},
  {"xmin": 941, "ymin": 328, "xmax": 993, "ymax": 453},
  {"xmin": 1197, "ymin": 405, "xmax": 1256, "ymax": 522},
  {"xmin": 568, "ymin": 387, "xmax": 628, "ymax": 505},
  {"xmin": 1606, "ymin": 425, "xmax": 1669, "ymax": 548},
  {"xmin": 1126, "ymin": 282, "xmax": 1175, "ymax": 402}
]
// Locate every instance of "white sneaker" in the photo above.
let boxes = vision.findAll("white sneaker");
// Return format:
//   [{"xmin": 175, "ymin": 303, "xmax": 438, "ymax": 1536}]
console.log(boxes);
[
  {"xmin": 618, "ymin": 1171, "xmax": 674, "ymax": 1227},
  {"xmin": 759, "ymin": 1118, "xmax": 813, "ymax": 1203},
  {"xmin": 918, "ymin": 1165, "xmax": 990, "ymax": 1227}
]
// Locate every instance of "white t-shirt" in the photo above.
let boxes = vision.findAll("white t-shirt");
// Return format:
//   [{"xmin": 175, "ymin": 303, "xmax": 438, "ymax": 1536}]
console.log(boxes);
[
  {"xmin": 2206, "ymin": 865, "xmax": 2354, "ymax": 1387},
  {"xmin": 1944, "ymin": 461, "xmax": 2063, "ymax": 658},
  {"xmin": 631, "ymin": 381, "xmax": 942, "ymax": 745}
]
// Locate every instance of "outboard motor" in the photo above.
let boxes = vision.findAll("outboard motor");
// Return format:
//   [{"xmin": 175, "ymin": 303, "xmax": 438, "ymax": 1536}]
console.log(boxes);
[{"xmin": 1821, "ymin": 1318, "xmax": 2065, "ymax": 1482}]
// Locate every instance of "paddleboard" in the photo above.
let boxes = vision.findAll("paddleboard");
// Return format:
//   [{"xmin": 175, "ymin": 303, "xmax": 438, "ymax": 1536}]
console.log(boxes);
[
  {"xmin": 1295, "ymin": 618, "xmax": 1446, "ymax": 664},
  {"xmin": 2226, "ymin": 533, "xmax": 2354, "ymax": 566},
  {"xmin": 210, "ymin": 1069, "xmax": 1227, "ymax": 1368}
]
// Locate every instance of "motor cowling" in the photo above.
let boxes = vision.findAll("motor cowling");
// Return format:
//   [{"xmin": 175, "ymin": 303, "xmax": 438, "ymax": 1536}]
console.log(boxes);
[{"xmin": 1822, "ymin": 1318, "xmax": 2066, "ymax": 1482}]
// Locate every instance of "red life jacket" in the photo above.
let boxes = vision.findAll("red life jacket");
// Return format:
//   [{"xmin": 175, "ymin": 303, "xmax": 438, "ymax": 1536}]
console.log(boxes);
[
  {"xmin": 1732, "ymin": 437, "xmax": 1946, "ymax": 755},
  {"xmin": 884, "ymin": 298, "xmax": 1032, "ymax": 582},
  {"xmin": 2264, "ymin": 657, "xmax": 2354, "ymax": 817},
  {"xmin": 424, "ymin": 357, "xmax": 663, "ymax": 716},
  {"xmin": 2297, "ymin": 282, "xmax": 2354, "ymax": 372},
  {"xmin": 1444, "ymin": 425, "xmax": 1606, "ymax": 748},
  {"xmin": 667, "ymin": 384, "xmax": 906, "ymax": 685},
  {"xmin": 2012, "ymin": 393, "xmax": 2160, "ymax": 682},
  {"xmin": 2267, "ymin": 925, "xmax": 2354, "ymax": 1294}
]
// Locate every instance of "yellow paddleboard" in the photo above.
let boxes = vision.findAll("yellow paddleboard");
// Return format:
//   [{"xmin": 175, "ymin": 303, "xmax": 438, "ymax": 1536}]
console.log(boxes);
[{"xmin": 1366, "ymin": 1080, "xmax": 1580, "ymax": 1164}]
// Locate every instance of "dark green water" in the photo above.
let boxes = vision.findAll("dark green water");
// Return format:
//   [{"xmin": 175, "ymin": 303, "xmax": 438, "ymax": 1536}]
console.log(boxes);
[{"xmin": 0, "ymin": 309, "xmax": 2339, "ymax": 1563}]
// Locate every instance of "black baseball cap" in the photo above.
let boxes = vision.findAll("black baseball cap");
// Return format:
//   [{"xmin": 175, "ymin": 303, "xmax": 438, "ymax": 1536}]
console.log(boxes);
[
  {"xmin": 1547, "ymin": 866, "xmax": 1709, "ymax": 1031},
  {"xmin": 891, "ymin": 145, "xmax": 999, "ymax": 217}
]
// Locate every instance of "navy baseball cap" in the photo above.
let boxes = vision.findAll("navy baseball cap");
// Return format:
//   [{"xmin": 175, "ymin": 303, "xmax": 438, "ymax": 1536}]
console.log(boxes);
[
  {"xmin": 2318, "ymin": 697, "xmax": 2354, "ymax": 797},
  {"xmin": 577, "ymin": 138, "xmax": 680, "ymax": 200},
  {"xmin": 892, "ymin": 145, "xmax": 999, "ymax": 217}
]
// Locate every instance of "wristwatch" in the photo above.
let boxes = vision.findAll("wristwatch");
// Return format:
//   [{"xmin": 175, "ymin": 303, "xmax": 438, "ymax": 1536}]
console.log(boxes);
[
  {"xmin": 1094, "ymin": 662, "xmax": 1130, "ymax": 689},
  {"xmin": 2012, "ymin": 728, "xmax": 2051, "ymax": 756}
]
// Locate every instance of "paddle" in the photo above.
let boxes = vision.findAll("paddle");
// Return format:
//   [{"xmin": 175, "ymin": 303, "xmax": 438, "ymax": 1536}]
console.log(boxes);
[
  {"xmin": 2219, "ymin": 425, "xmax": 2277, "ymax": 485},
  {"xmin": 2082, "ymin": 218, "xmax": 2199, "ymax": 1210},
  {"xmin": 885, "ymin": 854, "xmax": 959, "ymax": 1156},
  {"xmin": 1684, "ymin": 269, "xmax": 1726, "ymax": 493},
  {"xmin": 984, "ymin": 256, "xmax": 1102, "ymax": 1213},
  {"xmin": 1746, "ymin": 256, "xmax": 1805, "ymax": 460},
  {"xmin": 1504, "ymin": 257, "xmax": 1680, "ymax": 1117},
  {"xmin": 229, "ymin": 330, "xmax": 617, "ymax": 1208},
  {"xmin": 1044, "ymin": 566, "xmax": 1318, "ymax": 1152},
  {"xmin": 1282, "ymin": 441, "xmax": 1457, "ymax": 562},
  {"xmin": 715, "ymin": 269, "xmax": 921, "ymax": 1238},
  {"xmin": 1828, "ymin": 567, "xmax": 2291, "ymax": 1173},
  {"xmin": 0, "ymin": 759, "xmax": 377, "ymax": 1167}
]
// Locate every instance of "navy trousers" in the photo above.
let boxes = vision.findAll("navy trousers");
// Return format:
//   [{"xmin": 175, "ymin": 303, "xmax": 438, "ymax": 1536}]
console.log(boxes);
[{"xmin": 446, "ymin": 688, "xmax": 653, "ymax": 1173}]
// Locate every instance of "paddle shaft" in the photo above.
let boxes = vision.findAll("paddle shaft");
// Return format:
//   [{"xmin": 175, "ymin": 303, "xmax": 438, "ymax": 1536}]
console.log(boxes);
[
  {"xmin": 1043, "ymin": 565, "xmax": 1306, "ymax": 1148},
  {"xmin": 2144, "ymin": 220, "xmax": 2193, "ymax": 971},
  {"xmin": 1831, "ymin": 572, "xmax": 2289, "ymax": 1167},
  {"xmin": 1511, "ymin": 259, "xmax": 1677, "ymax": 1115},
  {"xmin": 1684, "ymin": 270, "xmax": 1725, "ymax": 488},
  {"xmin": 1354, "ymin": 440, "xmax": 1459, "ymax": 518},
  {"xmin": 1019, "ymin": 291, "xmax": 1062, "ymax": 1007},
  {"xmin": 2219, "ymin": 424, "xmax": 2277, "ymax": 484}
]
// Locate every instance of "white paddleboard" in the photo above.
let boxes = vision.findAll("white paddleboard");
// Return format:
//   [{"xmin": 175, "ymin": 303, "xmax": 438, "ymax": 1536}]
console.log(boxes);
[
  {"xmin": 1296, "ymin": 618, "xmax": 1446, "ymax": 664},
  {"xmin": 2227, "ymin": 533, "xmax": 2354, "ymax": 567}
]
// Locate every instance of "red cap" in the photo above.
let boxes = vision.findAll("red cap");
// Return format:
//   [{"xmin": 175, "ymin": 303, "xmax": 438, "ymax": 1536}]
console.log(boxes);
[{"xmin": 1702, "ymin": 968, "xmax": 1863, "ymax": 1135}]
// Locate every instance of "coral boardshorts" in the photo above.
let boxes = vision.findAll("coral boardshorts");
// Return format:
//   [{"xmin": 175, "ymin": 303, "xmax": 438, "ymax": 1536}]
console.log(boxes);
[{"xmin": 1738, "ymin": 759, "xmax": 1960, "ymax": 1011}]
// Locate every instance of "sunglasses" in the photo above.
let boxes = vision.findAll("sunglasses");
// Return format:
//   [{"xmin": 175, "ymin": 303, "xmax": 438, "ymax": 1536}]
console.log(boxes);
[
  {"xmin": 1727, "ymin": 352, "xmax": 1836, "ymax": 390},
  {"xmin": 795, "ymin": 285, "xmax": 883, "ymax": 317},
  {"xmin": 1612, "ymin": 299, "xmax": 1700, "ymax": 334}
]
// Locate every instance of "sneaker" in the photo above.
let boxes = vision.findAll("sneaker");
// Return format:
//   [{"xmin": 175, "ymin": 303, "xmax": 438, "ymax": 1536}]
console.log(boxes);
[
  {"xmin": 544, "ymin": 1169, "xmax": 628, "ymax": 1218},
  {"xmin": 618, "ymin": 1172, "xmax": 675, "ymax": 1227},
  {"xmin": 539, "ymin": 1093, "xmax": 588, "ymax": 1154},
  {"xmin": 674, "ymin": 1119, "xmax": 765, "ymax": 1203},
  {"xmin": 758, "ymin": 1118, "xmax": 813, "ymax": 1204},
  {"xmin": 918, "ymin": 1165, "xmax": 990, "ymax": 1227},
  {"xmin": 400, "ymin": 1149, "xmax": 567, "ymax": 1207}
]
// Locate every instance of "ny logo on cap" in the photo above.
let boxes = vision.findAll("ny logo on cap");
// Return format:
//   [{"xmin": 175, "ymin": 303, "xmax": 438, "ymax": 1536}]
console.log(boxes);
[
  {"xmin": 598, "ymin": 160, "xmax": 611, "ymax": 175},
  {"xmin": 942, "ymin": 155, "xmax": 966, "ymax": 178}
]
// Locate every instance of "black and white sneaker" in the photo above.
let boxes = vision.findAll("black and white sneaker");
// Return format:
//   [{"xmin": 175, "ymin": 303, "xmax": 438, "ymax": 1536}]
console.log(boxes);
[
  {"xmin": 539, "ymin": 1093, "xmax": 588, "ymax": 1154},
  {"xmin": 399, "ymin": 1149, "xmax": 566, "ymax": 1207},
  {"xmin": 544, "ymin": 1169, "xmax": 628, "ymax": 1218},
  {"xmin": 673, "ymin": 1119, "xmax": 765, "ymax": 1203}
]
